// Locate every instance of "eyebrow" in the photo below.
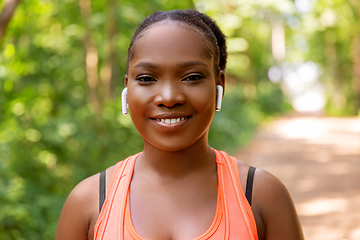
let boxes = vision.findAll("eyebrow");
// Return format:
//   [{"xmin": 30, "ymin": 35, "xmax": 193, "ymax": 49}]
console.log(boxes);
[
  {"xmin": 179, "ymin": 60, "xmax": 208, "ymax": 68},
  {"xmin": 134, "ymin": 62, "xmax": 158, "ymax": 69},
  {"xmin": 134, "ymin": 60, "xmax": 208, "ymax": 69}
]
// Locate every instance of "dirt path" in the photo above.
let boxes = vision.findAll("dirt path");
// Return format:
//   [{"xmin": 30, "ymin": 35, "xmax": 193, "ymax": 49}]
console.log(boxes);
[{"xmin": 234, "ymin": 115, "xmax": 360, "ymax": 240}]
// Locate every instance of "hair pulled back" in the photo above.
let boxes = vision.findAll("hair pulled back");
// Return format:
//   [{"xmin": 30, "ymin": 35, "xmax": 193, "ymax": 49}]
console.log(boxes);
[{"xmin": 127, "ymin": 9, "xmax": 227, "ymax": 73}]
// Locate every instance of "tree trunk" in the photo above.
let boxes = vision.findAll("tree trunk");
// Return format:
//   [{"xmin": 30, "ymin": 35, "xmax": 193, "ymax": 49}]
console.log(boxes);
[
  {"xmin": 0, "ymin": 0, "xmax": 20, "ymax": 43},
  {"xmin": 348, "ymin": 0, "xmax": 360, "ymax": 113},
  {"xmin": 79, "ymin": 0, "xmax": 101, "ymax": 114},
  {"xmin": 100, "ymin": 0, "xmax": 117, "ymax": 99},
  {"xmin": 352, "ymin": 37, "xmax": 360, "ymax": 113}
]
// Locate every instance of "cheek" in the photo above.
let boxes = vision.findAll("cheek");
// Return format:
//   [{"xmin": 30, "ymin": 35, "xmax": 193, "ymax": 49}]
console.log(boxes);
[
  {"xmin": 187, "ymin": 85, "xmax": 216, "ymax": 112},
  {"xmin": 127, "ymin": 87, "xmax": 152, "ymax": 132},
  {"xmin": 127, "ymin": 86, "xmax": 151, "ymax": 113}
]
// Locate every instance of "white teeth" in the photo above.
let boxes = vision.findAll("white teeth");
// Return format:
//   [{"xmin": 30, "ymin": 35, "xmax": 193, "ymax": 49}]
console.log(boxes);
[{"xmin": 156, "ymin": 117, "xmax": 186, "ymax": 124}]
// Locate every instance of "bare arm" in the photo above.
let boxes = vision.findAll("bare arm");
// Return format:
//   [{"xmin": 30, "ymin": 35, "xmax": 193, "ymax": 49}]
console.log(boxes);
[
  {"xmin": 55, "ymin": 174, "xmax": 99, "ymax": 240},
  {"xmin": 252, "ymin": 169, "xmax": 304, "ymax": 240}
]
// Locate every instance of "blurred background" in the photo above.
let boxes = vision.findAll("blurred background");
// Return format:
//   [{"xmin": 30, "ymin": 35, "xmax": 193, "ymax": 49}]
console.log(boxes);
[{"xmin": 0, "ymin": 0, "xmax": 359, "ymax": 239}]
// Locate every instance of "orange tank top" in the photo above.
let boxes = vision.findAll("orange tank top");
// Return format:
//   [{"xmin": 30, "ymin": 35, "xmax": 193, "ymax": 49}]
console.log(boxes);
[{"xmin": 94, "ymin": 149, "xmax": 258, "ymax": 240}]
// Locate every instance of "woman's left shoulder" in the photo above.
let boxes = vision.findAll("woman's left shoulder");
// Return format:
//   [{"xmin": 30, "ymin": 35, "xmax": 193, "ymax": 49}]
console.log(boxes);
[{"xmin": 236, "ymin": 161, "xmax": 304, "ymax": 240}]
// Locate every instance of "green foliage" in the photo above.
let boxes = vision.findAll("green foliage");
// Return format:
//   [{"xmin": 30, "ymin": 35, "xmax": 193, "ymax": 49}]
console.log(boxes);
[
  {"xmin": 1, "ymin": 0, "xmax": 292, "ymax": 238},
  {"xmin": 286, "ymin": 0, "xmax": 360, "ymax": 115}
]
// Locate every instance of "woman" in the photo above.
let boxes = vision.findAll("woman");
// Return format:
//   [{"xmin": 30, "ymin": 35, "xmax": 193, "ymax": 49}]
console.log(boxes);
[{"xmin": 56, "ymin": 9, "xmax": 304, "ymax": 240}]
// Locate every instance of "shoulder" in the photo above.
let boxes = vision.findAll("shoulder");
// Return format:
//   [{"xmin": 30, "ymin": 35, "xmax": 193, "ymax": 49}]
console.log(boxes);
[
  {"xmin": 71, "ymin": 173, "xmax": 100, "ymax": 201},
  {"xmin": 237, "ymin": 163, "xmax": 304, "ymax": 240},
  {"xmin": 65, "ymin": 172, "xmax": 101, "ymax": 219},
  {"xmin": 55, "ymin": 165, "xmax": 115, "ymax": 240},
  {"xmin": 55, "ymin": 172, "xmax": 100, "ymax": 240}
]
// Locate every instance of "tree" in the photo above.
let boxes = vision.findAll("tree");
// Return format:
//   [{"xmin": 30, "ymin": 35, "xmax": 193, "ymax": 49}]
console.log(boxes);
[
  {"xmin": 293, "ymin": 0, "xmax": 360, "ymax": 115},
  {"xmin": 0, "ymin": 0, "xmax": 20, "ymax": 44}
]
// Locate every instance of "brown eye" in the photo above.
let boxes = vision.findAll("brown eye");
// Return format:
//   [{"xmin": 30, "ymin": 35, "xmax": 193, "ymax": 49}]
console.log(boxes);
[
  {"xmin": 136, "ymin": 76, "xmax": 156, "ymax": 83},
  {"xmin": 182, "ymin": 74, "xmax": 204, "ymax": 81}
]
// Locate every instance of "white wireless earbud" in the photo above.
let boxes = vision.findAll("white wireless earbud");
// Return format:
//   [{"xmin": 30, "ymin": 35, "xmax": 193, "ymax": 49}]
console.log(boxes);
[
  {"xmin": 216, "ymin": 85, "xmax": 223, "ymax": 111},
  {"xmin": 121, "ymin": 87, "xmax": 128, "ymax": 115}
]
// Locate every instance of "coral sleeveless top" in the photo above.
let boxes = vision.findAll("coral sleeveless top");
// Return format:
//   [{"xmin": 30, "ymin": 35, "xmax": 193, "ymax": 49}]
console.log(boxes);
[{"xmin": 94, "ymin": 149, "xmax": 258, "ymax": 240}]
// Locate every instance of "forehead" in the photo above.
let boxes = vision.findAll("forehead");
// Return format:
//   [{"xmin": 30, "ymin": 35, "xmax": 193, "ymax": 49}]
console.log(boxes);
[{"xmin": 129, "ymin": 22, "xmax": 213, "ymax": 68}]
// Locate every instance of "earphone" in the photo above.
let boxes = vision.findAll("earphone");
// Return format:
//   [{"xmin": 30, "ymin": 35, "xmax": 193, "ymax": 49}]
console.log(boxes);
[
  {"xmin": 216, "ymin": 85, "xmax": 223, "ymax": 111},
  {"xmin": 121, "ymin": 87, "xmax": 128, "ymax": 115}
]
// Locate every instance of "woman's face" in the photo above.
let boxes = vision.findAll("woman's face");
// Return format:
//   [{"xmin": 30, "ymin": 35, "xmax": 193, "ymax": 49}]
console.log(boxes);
[{"xmin": 126, "ymin": 22, "xmax": 223, "ymax": 152}]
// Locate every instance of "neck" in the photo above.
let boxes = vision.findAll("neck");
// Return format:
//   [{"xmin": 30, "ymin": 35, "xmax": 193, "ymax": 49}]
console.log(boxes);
[{"xmin": 136, "ymin": 136, "xmax": 216, "ymax": 178}]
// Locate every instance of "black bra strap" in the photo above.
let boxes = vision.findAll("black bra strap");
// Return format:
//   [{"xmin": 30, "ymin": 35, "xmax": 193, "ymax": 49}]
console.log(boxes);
[
  {"xmin": 245, "ymin": 166, "xmax": 256, "ymax": 206},
  {"xmin": 99, "ymin": 170, "xmax": 106, "ymax": 213}
]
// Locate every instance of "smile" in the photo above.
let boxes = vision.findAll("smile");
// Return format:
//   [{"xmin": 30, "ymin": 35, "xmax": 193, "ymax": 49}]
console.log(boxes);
[
  {"xmin": 156, "ymin": 117, "xmax": 185, "ymax": 124},
  {"xmin": 150, "ymin": 116, "xmax": 191, "ymax": 126}
]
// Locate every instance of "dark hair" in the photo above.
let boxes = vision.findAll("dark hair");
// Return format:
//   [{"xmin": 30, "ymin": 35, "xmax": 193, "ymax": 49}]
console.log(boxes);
[{"xmin": 127, "ymin": 9, "xmax": 227, "ymax": 74}]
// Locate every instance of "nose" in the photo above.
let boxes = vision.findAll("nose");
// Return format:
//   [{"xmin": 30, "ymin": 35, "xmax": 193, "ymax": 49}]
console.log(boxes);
[{"xmin": 153, "ymin": 82, "xmax": 185, "ymax": 108}]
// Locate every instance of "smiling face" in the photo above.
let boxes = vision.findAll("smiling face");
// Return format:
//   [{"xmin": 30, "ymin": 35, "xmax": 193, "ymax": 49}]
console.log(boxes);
[{"xmin": 126, "ymin": 21, "xmax": 223, "ymax": 152}]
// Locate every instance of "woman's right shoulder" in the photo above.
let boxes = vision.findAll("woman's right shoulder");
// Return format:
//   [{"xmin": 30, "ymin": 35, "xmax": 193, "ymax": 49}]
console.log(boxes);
[
  {"xmin": 68, "ymin": 172, "xmax": 101, "ymax": 209},
  {"xmin": 69, "ymin": 164, "xmax": 116, "ymax": 207},
  {"xmin": 71, "ymin": 170, "xmax": 104, "ymax": 199},
  {"xmin": 55, "ymin": 166, "xmax": 115, "ymax": 240}
]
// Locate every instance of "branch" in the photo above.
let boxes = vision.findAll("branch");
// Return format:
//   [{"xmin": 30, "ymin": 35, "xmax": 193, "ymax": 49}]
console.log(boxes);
[{"xmin": 0, "ymin": 0, "xmax": 21, "ymax": 43}]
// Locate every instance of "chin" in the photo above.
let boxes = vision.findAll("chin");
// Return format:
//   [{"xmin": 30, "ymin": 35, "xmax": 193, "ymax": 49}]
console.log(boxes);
[
  {"xmin": 144, "ymin": 132, "xmax": 209, "ymax": 153},
  {"xmin": 149, "ymin": 141, "xmax": 194, "ymax": 153}
]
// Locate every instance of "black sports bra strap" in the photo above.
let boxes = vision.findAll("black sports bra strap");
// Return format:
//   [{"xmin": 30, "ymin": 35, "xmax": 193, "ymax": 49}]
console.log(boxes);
[
  {"xmin": 99, "ymin": 170, "xmax": 106, "ymax": 213},
  {"xmin": 245, "ymin": 166, "xmax": 256, "ymax": 206}
]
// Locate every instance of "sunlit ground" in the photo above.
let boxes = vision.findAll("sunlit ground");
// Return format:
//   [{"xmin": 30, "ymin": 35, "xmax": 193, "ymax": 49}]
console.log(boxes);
[{"xmin": 235, "ymin": 115, "xmax": 360, "ymax": 240}]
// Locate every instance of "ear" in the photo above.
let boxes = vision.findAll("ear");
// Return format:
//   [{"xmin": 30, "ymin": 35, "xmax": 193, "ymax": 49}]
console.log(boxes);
[
  {"xmin": 217, "ymin": 70, "xmax": 225, "ymax": 97},
  {"xmin": 125, "ymin": 74, "xmax": 129, "ymax": 87}
]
